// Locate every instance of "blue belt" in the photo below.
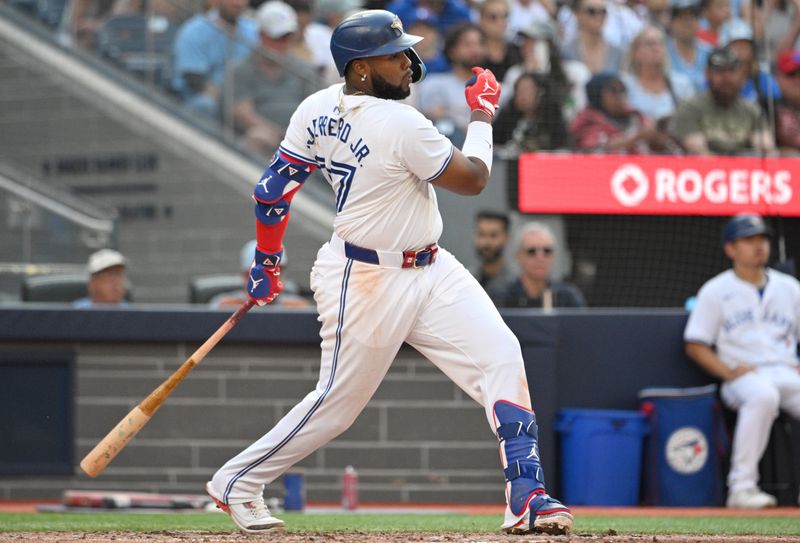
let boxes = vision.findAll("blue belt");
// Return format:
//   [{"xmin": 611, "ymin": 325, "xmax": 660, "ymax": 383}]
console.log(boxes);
[{"xmin": 343, "ymin": 240, "xmax": 439, "ymax": 269}]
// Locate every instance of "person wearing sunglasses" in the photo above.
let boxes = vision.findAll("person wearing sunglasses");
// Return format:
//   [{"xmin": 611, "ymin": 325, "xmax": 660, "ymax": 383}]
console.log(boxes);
[
  {"xmin": 560, "ymin": 0, "xmax": 625, "ymax": 74},
  {"xmin": 490, "ymin": 222, "xmax": 586, "ymax": 310}
]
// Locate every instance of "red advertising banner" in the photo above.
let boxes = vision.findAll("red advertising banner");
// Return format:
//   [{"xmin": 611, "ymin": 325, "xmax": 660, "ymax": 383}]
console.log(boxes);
[{"xmin": 518, "ymin": 153, "xmax": 800, "ymax": 216}]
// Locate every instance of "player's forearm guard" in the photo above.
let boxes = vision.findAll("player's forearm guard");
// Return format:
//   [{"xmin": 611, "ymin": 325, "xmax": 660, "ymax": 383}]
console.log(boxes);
[
  {"xmin": 254, "ymin": 153, "xmax": 315, "ymax": 205},
  {"xmin": 253, "ymin": 152, "xmax": 316, "ymax": 253}
]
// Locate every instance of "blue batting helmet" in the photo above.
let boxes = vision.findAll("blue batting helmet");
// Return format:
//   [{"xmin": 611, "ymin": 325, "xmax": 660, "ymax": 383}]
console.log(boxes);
[
  {"xmin": 723, "ymin": 213, "xmax": 772, "ymax": 243},
  {"xmin": 330, "ymin": 10, "xmax": 427, "ymax": 81}
]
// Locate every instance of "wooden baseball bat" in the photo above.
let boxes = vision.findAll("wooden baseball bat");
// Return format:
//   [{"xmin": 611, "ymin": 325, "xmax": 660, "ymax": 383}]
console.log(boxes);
[{"xmin": 80, "ymin": 299, "xmax": 255, "ymax": 478}]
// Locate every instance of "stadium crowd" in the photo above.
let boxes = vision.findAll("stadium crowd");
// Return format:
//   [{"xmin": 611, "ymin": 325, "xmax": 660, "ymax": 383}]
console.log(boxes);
[{"xmin": 16, "ymin": 0, "xmax": 800, "ymax": 158}]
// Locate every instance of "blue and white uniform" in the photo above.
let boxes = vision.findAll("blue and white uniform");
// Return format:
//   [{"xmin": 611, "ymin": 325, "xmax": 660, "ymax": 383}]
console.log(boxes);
[
  {"xmin": 684, "ymin": 268, "xmax": 800, "ymax": 493},
  {"xmin": 208, "ymin": 83, "xmax": 546, "ymax": 529}
]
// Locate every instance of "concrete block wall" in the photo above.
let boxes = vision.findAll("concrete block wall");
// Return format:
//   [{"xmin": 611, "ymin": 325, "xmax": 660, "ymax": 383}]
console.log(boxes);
[{"xmin": 0, "ymin": 342, "xmax": 504, "ymax": 504}]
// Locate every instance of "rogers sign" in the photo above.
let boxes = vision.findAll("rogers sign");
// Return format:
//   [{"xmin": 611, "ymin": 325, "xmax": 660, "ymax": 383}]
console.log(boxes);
[{"xmin": 518, "ymin": 153, "xmax": 800, "ymax": 216}]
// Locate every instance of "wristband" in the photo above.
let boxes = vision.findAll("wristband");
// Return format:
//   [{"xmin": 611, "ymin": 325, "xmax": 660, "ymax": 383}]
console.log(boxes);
[{"xmin": 461, "ymin": 121, "xmax": 494, "ymax": 173}]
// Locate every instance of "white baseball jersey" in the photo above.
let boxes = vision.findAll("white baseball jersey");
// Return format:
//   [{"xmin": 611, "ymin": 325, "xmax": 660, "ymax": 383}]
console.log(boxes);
[
  {"xmin": 209, "ymin": 81, "xmax": 544, "ymax": 530},
  {"xmin": 684, "ymin": 268, "xmax": 800, "ymax": 369},
  {"xmin": 279, "ymin": 83, "xmax": 453, "ymax": 251}
]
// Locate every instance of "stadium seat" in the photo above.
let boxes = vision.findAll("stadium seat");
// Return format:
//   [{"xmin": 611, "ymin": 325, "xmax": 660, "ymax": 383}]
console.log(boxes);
[
  {"xmin": 21, "ymin": 273, "xmax": 88, "ymax": 302},
  {"xmin": 189, "ymin": 274, "xmax": 243, "ymax": 304}
]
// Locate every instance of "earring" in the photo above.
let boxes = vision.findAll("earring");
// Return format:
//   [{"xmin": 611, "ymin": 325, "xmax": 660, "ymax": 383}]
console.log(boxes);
[{"xmin": 361, "ymin": 74, "xmax": 366, "ymax": 82}]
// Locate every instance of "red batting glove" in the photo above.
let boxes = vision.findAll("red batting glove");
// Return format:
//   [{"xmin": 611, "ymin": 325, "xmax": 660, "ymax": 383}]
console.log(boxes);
[
  {"xmin": 464, "ymin": 67, "xmax": 501, "ymax": 119},
  {"xmin": 248, "ymin": 248, "xmax": 284, "ymax": 306}
]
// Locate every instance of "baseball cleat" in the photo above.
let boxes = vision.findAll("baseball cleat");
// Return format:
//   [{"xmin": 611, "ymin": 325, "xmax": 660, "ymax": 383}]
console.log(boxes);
[
  {"xmin": 504, "ymin": 492, "xmax": 573, "ymax": 535},
  {"xmin": 726, "ymin": 487, "xmax": 778, "ymax": 509},
  {"xmin": 206, "ymin": 481, "xmax": 285, "ymax": 534}
]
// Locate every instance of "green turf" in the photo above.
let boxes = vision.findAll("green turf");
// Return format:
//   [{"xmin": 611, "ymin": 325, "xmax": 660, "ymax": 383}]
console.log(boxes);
[{"xmin": 1, "ymin": 512, "xmax": 799, "ymax": 535}]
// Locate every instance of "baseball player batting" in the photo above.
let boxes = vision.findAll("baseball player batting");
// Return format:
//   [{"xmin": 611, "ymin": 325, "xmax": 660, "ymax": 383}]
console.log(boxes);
[{"xmin": 204, "ymin": 9, "xmax": 573, "ymax": 536}]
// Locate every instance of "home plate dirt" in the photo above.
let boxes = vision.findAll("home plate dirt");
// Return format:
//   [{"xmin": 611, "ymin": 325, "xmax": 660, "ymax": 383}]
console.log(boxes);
[{"xmin": 1, "ymin": 533, "xmax": 800, "ymax": 542}]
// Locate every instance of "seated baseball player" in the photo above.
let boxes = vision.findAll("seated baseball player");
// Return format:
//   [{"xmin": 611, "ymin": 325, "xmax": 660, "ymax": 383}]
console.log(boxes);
[
  {"xmin": 684, "ymin": 213, "xmax": 800, "ymax": 509},
  {"xmin": 204, "ymin": 9, "xmax": 573, "ymax": 536}
]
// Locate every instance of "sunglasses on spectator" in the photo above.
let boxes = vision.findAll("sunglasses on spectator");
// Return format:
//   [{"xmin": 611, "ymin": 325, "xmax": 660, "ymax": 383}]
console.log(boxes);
[
  {"xmin": 582, "ymin": 6, "xmax": 607, "ymax": 17},
  {"xmin": 524, "ymin": 246, "xmax": 554, "ymax": 256},
  {"xmin": 484, "ymin": 11, "xmax": 509, "ymax": 20},
  {"xmin": 605, "ymin": 84, "xmax": 627, "ymax": 94}
]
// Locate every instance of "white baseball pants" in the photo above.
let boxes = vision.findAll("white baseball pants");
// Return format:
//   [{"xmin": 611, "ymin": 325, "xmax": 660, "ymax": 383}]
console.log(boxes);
[
  {"xmin": 210, "ymin": 242, "xmax": 531, "ymax": 506},
  {"xmin": 720, "ymin": 364, "xmax": 800, "ymax": 492}
]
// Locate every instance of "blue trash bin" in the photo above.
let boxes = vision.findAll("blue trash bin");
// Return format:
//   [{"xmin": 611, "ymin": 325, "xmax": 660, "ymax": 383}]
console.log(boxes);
[
  {"xmin": 555, "ymin": 408, "xmax": 649, "ymax": 505},
  {"xmin": 283, "ymin": 472, "xmax": 305, "ymax": 511},
  {"xmin": 638, "ymin": 384, "xmax": 726, "ymax": 506}
]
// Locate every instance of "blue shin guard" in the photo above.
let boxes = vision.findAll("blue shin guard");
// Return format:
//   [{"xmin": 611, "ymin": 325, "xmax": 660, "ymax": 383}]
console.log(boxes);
[{"xmin": 494, "ymin": 400, "xmax": 572, "ymax": 534}]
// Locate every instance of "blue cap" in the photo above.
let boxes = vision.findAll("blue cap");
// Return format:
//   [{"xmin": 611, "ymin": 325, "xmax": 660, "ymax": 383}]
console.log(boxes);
[
  {"xmin": 407, "ymin": 7, "xmax": 439, "ymax": 28},
  {"xmin": 723, "ymin": 214, "xmax": 772, "ymax": 243}
]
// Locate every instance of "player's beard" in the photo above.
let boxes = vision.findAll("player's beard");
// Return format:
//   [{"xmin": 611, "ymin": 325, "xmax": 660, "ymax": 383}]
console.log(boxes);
[{"xmin": 371, "ymin": 72, "xmax": 411, "ymax": 101}]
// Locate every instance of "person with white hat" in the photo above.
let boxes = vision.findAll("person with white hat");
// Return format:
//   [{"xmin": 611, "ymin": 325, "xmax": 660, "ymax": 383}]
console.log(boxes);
[
  {"xmin": 717, "ymin": 18, "xmax": 781, "ymax": 103},
  {"xmin": 73, "ymin": 249, "xmax": 129, "ymax": 307},
  {"xmin": 231, "ymin": 0, "xmax": 320, "ymax": 156}
]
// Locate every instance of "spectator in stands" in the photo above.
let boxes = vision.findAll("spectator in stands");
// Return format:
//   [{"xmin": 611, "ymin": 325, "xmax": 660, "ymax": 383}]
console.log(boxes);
[
  {"xmin": 471, "ymin": 210, "xmax": 514, "ymax": 291},
  {"xmin": 621, "ymin": 25, "xmax": 695, "ymax": 122},
  {"xmin": 494, "ymin": 72, "xmax": 570, "ymax": 151},
  {"xmin": 416, "ymin": 23, "xmax": 486, "ymax": 145},
  {"xmin": 478, "ymin": 0, "xmax": 521, "ymax": 81},
  {"xmin": 490, "ymin": 222, "xmax": 587, "ymax": 309},
  {"xmin": 502, "ymin": 20, "xmax": 591, "ymax": 120},
  {"xmin": 112, "ymin": 0, "xmax": 205, "ymax": 25},
  {"xmin": 696, "ymin": 0, "xmax": 732, "ymax": 46},
  {"xmin": 300, "ymin": 0, "xmax": 363, "ymax": 86},
  {"xmin": 231, "ymin": 0, "xmax": 319, "ymax": 156},
  {"xmin": 507, "ymin": 0, "xmax": 558, "ymax": 39},
  {"xmin": 405, "ymin": 8, "xmax": 450, "ymax": 74},
  {"xmin": 210, "ymin": 240, "xmax": 310, "ymax": 308},
  {"xmin": 560, "ymin": 0, "xmax": 625, "ymax": 74},
  {"xmin": 387, "ymin": 0, "xmax": 472, "ymax": 37},
  {"xmin": 774, "ymin": 48, "xmax": 800, "ymax": 154},
  {"xmin": 571, "ymin": 72, "xmax": 671, "ymax": 153},
  {"xmin": 66, "ymin": 0, "xmax": 118, "ymax": 49},
  {"xmin": 763, "ymin": 0, "xmax": 800, "ymax": 59},
  {"xmin": 669, "ymin": 47, "xmax": 776, "ymax": 154},
  {"xmin": 74, "ymin": 249, "xmax": 129, "ymax": 307},
  {"xmin": 666, "ymin": 0, "xmax": 711, "ymax": 92},
  {"xmin": 717, "ymin": 19, "xmax": 781, "ymax": 103},
  {"xmin": 558, "ymin": 0, "xmax": 644, "ymax": 53},
  {"xmin": 684, "ymin": 213, "xmax": 800, "ymax": 509},
  {"xmin": 171, "ymin": 0, "xmax": 259, "ymax": 118},
  {"xmin": 645, "ymin": 0, "xmax": 673, "ymax": 29}
]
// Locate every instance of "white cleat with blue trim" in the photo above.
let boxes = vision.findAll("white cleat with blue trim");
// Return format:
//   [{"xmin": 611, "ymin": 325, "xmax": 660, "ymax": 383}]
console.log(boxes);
[{"xmin": 206, "ymin": 481, "xmax": 285, "ymax": 534}]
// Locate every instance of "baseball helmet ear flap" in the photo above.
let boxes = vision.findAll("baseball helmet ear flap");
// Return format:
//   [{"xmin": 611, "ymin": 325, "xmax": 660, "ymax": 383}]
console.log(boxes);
[{"xmin": 405, "ymin": 47, "xmax": 427, "ymax": 83}]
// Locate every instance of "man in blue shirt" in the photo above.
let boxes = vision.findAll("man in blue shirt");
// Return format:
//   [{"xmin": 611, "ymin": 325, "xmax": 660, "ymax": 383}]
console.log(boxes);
[
  {"xmin": 666, "ymin": 0, "xmax": 711, "ymax": 93},
  {"xmin": 172, "ymin": 0, "xmax": 259, "ymax": 117}
]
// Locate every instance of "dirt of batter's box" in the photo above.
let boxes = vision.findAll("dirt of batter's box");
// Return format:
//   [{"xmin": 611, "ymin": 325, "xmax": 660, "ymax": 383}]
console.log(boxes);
[{"xmin": 1, "ymin": 533, "xmax": 800, "ymax": 543}]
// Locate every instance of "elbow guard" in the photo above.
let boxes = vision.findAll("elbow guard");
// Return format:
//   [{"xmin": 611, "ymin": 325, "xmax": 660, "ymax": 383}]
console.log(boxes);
[{"xmin": 253, "ymin": 152, "xmax": 316, "ymax": 227}]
